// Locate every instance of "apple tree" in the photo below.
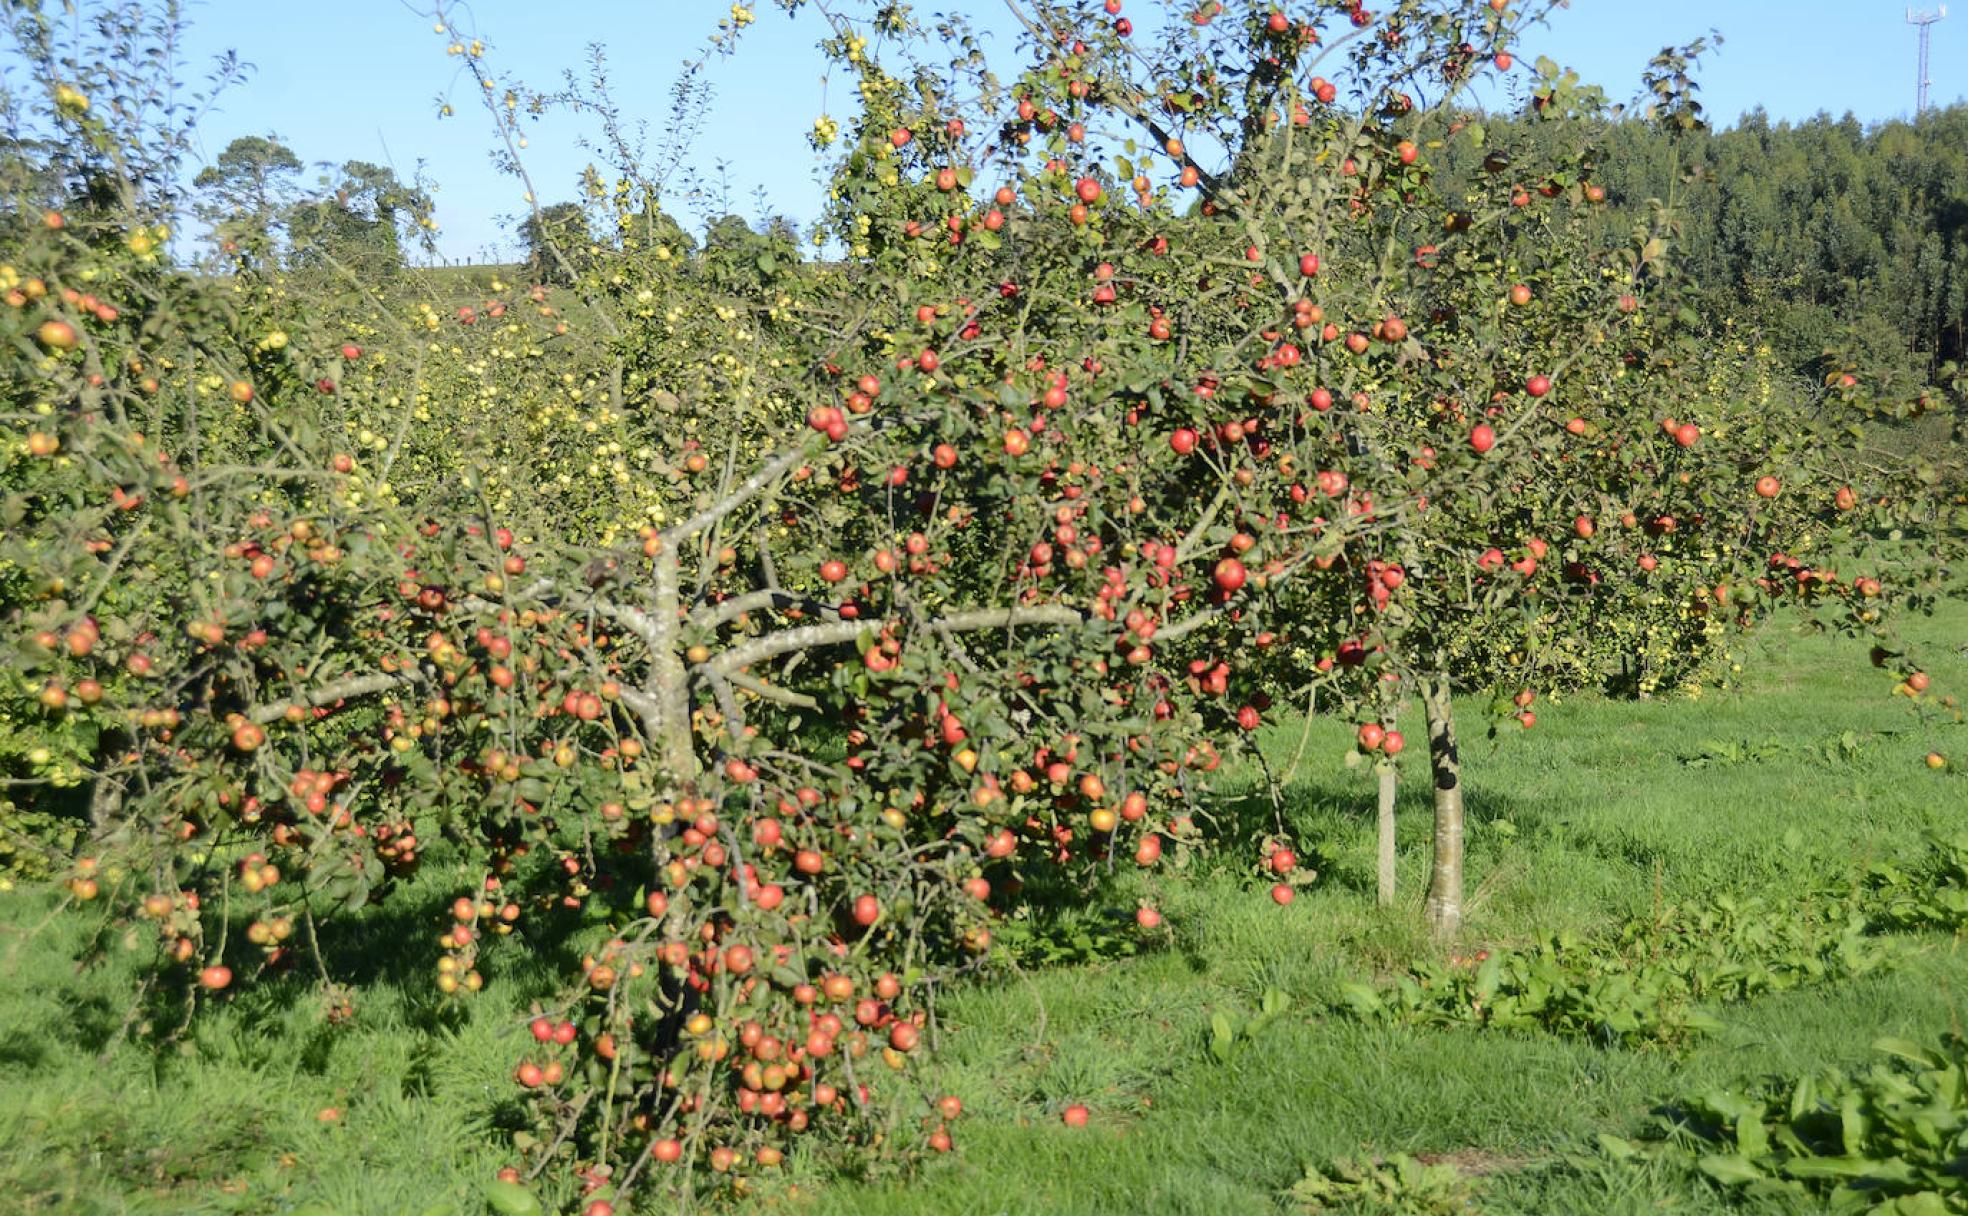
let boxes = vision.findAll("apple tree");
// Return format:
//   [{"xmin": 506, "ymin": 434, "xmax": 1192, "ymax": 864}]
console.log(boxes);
[{"xmin": 2, "ymin": 2, "xmax": 1962, "ymax": 1213}]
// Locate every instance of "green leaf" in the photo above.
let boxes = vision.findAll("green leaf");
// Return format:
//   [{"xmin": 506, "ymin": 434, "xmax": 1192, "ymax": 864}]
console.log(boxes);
[
  {"xmin": 1336, "ymin": 982, "xmax": 1384, "ymax": 1016},
  {"xmin": 1838, "ymin": 1090, "xmax": 1866, "ymax": 1157},
  {"xmin": 1871, "ymin": 1037, "xmax": 1939, "ymax": 1069},
  {"xmin": 1681, "ymin": 1009, "xmax": 1726, "ymax": 1035},
  {"xmin": 1880, "ymin": 1193, "xmax": 1950, "ymax": 1216},
  {"xmin": 513, "ymin": 778, "xmax": 551, "ymax": 804},
  {"xmin": 1698, "ymin": 1089, "xmax": 1766, "ymax": 1126},
  {"xmin": 340, "ymin": 874, "xmax": 372, "ymax": 915},
  {"xmin": 1734, "ymin": 1110, "xmax": 1769, "ymax": 1160},
  {"xmin": 1783, "ymin": 1155, "xmax": 1915, "ymax": 1183},
  {"xmin": 1209, "ymin": 1010, "xmax": 1236, "ymax": 1062},
  {"xmin": 1595, "ymin": 1133, "xmax": 1639, "ymax": 1159},
  {"xmin": 1590, "ymin": 1125, "xmax": 1637, "ymax": 1156},
  {"xmin": 1696, "ymin": 1154, "xmax": 1765, "ymax": 1186},
  {"xmin": 483, "ymin": 1180, "xmax": 543, "ymax": 1216}
]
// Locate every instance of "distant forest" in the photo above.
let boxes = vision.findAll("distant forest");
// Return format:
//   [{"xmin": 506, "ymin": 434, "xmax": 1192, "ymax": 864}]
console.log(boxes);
[
  {"xmin": 155, "ymin": 102, "xmax": 1968, "ymax": 403},
  {"xmin": 1459, "ymin": 103, "xmax": 1968, "ymax": 396}
]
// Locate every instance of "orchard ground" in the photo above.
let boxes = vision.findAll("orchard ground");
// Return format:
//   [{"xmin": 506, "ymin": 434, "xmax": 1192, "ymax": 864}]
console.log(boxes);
[{"xmin": 2, "ymin": 599, "xmax": 1961, "ymax": 1216}]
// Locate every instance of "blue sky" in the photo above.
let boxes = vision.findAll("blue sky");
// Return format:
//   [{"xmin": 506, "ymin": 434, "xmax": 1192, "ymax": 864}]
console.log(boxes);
[{"xmin": 166, "ymin": 1, "xmax": 1968, "ymax": 262}]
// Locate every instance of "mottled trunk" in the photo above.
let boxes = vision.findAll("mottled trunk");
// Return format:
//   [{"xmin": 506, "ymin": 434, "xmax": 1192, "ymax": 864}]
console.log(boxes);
[
  {"xmin": 1422, "ymin": 673, "xmax": 1464, "ymax": 938},
  {"xmin": 650, "ymin": 546, "xmax": 700, "ymax": 784},
  {"xmin": 1375, "ymin": 761, "xmax": 1397, "ymax": 908}
]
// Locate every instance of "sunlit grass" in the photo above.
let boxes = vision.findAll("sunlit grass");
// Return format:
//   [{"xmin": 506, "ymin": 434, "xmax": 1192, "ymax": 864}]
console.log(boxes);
[{"xmin": 1, "ymin": 605, "xmax": 1961, "ymax": 1214}]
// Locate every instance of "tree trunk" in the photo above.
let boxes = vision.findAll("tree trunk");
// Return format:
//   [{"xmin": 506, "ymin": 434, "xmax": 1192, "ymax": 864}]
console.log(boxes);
[
  {"xmin": 650, "ymin": 545, "xmax": 701, "ymax": 784},
  {"xmin": 1375, "ymin": 761, "xmax": 1397, "ymax": 908},
  {"xmin": 1421, "ymin": 673, "xmax": 1464, "ymax": 938}
]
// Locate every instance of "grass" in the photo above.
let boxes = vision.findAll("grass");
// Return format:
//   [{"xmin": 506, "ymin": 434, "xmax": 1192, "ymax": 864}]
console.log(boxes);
[{"xmin": 1, "ymin": 605, "xmax": 1963, "ymax": 1216}]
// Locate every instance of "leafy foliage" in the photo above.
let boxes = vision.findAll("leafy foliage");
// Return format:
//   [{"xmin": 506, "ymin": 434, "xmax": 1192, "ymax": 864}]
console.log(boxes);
[
  {"xmin": 1207, "ymin": 986, "xmax": 1292, "ymax": 1064},
  {"xmin": 1336, "ymin": 890, "xmax": 1885, "ymax": 1045},
  {"xmin": 1287, "ymin": 1152, "xmax": 1482, "ymax": 1214},
  {"xmin": 1604, "ymin": 1035, "xmax": 1968, "ymax": 1214},
  {"xmin": 1680, "ymin": 729, "xmax": 1884, "ymax": 769},
  {"xmin": 1863, "ymin": 833, "xmax": 1968, "ymax": 936},
  {"xmin": 1336, "ymin": 826, "xmax": 1968, "ymax": 1048}
]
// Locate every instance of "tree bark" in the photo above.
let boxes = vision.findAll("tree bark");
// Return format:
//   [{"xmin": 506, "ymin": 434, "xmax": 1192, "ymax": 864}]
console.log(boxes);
[
  {"xmin": 649, "ymin": 545, "xmax": 700, "ymax": 784},
  {"xmin": 248, "ymin": 671, "xmax": 412, "ymax": 725},
  {"xmin": 1421, "ymin": 673, "xmax": 1464, "ymax": 938},
  {"xmin": 1376, "ymin": 760, "xmax": 1397, "ymax": 908}
]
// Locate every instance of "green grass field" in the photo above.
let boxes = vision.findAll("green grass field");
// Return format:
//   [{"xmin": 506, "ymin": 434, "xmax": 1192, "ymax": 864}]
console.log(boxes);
[{"xmin": 2, "ymin": 606, "xmax": 1963, "ymax": 1216}]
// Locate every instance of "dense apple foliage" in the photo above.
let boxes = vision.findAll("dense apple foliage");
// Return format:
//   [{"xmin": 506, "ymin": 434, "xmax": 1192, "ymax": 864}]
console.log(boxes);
[{"xmin": 2, "ymin": 0, "xmax": 1961, "ymax": 1209}]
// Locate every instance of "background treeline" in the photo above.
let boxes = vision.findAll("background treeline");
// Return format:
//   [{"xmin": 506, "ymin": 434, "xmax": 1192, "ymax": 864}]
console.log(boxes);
[
  {"xmin": 518, "ymin": 102, "xmax": 1968, "ymax": 401},
  {"xmin": 161, "ymin": 101, "xmax": 1968, "ymax": 402},
  {"xmin": 1456, "ymin": 103, "xmax": 1968, "ymax": 396},
  {"xmin": 528, "ymin": 103, "xmax": 1968, "ymax": 400}
]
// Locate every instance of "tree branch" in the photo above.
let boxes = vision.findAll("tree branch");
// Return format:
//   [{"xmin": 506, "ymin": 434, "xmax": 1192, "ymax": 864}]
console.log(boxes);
[
  {"xmin": 250, "ymin": 671, "xmax": 413, "ymax": 725},
  {"xmin": 1151, "ymin": 606, "xmax": 1223, "ymax": 644},
  {"xmin": 690, "ymin": 588, "xmax": 839, "ymax": 631},
  {"xmin": 661, "ymin": 442, "xmax": 813, "ymax": 549},
  {"xmin": 700, "ymin": 604, "xmax": 1091, "ymax": 679},
  {"xmin": 599, "ymin": 601, "xmax": 663, "ymax": 650},
  {"xmin": 726, "ymin": 670, "xmax": 819, "ymax": 710}
]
